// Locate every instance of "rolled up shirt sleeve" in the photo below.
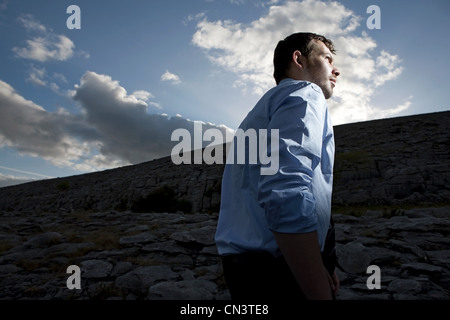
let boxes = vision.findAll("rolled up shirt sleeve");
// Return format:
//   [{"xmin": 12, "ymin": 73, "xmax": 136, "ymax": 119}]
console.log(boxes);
[{"xmin": 258, "ymin": 87, "xmax": 326, "ymax": 234}]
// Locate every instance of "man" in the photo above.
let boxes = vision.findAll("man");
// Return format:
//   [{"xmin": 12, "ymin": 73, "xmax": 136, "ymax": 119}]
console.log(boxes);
[{"xmin": 215, "ymin": 32, "xmax": 341, "ymax": 300}]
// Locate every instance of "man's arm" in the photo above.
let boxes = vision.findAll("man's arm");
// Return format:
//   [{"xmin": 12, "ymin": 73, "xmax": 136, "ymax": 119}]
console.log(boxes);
[
  {"xmin": 258, "ymin": 86, "xmax": 333, "ymax": 298},
  {"xmin": 273, "ymin": 230, "xmax": 333, "ymax": 300}
]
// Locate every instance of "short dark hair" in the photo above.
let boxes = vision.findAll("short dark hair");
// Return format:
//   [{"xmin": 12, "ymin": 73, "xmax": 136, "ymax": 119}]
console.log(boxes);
[{"xmin": 273, "ymin": 32, "xmax": 336, "ymax": 85}]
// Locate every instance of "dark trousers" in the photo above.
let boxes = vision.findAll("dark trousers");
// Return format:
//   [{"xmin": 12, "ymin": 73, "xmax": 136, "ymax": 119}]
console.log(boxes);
[
  {"xmin": 222, "ymin": 251, "xmax": 307, "ymax": 301},
  {"xmin": 221, "ymin": 217, "xmax": 336, "ymax": 301}
]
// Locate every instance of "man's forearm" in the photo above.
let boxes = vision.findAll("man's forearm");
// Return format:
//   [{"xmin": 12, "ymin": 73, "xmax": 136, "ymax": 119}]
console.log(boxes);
[{"xmin": 273, "ymin": 230, "xmax": 332, "ymax": 300}]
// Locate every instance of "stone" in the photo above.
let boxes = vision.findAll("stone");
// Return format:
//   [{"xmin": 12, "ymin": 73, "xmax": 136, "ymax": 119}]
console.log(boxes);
[
  {"xmin": 23, "ymin": 232, "xmax": 63, "ymax": 248},
  {"xmin": 0, "ymin": 111, "xmax": 449, "ymax": 300},
  {"xmin": 0, "ymin": 207, "xmax": 448, "ymax": 300},
  {"xmin": 388, "ymin": 279, "xmax": 422, "ymax": 294},
  {"xmin": 115, "ymin": 266, "xmax": 178, "ymax": 296},
  {"xmin": 119, "ymin": 232, "xmax": 156, "ymax": 246},
  {"xmin": 336, "ymin": 241, "xmax": 372, "ymax": 274},
  {"xmin": 81, "ymin": 260, "xmax": 113, "ymax": 279},
  {"xmin": 147, "ymin": 279, "xmax": 217, "ymax": 300},
  {"xmin": 1, "ymin": 111, "xmax": 449, "ymax": 213}
]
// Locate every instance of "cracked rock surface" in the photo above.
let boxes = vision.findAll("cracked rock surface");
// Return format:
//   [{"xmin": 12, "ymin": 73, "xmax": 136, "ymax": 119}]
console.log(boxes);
[{"xmin": 0, "ymin": 207, "xmax": 448, "ymax": 300}]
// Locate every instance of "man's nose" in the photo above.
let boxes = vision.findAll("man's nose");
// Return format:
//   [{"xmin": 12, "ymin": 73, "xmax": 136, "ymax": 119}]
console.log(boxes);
[
  {"xmin": 333, "ymin": 67, "xmax": 340, "ymax": 77},
  {"xmin": 333, "ymin": 68, "xmax": 341, "ymax": 78}
]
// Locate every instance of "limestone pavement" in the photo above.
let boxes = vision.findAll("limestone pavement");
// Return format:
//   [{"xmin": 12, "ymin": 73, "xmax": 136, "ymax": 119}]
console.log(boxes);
[{"xmin": 0, "ymin": 206, "xmax": 449, "ymax": 300}]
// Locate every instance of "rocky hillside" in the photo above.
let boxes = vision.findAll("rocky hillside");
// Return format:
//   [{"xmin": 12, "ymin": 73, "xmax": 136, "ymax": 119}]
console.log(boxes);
[
  {"xmin": 0, "ymin": 206, "xmax": 448, "ymax": 300},
  {"xmin": 332, "ymin": 110, "xmax": 450, "ymax": 207},
  {"xmin": 0, "ymin": 111, "xmax": 449, "ymax": 302},
  {"xmin": 0, "ymin": 111, "xmax": 449, "ymax": 213}
]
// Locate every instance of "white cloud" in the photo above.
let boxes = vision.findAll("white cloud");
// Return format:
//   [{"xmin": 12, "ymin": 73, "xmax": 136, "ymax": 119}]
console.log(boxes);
[
  {"xmin": 17, "ymin": 13, "xmax": 46, "ymax": 32},
  {"xmin": 369, "ymin": 96, "xmax": 413, "ymax": 120},
  {"xmin": 0, "ymin": 172, "xmax": 35, "ymax": 188},
  {"xmin": 13, "ymin": 34, "xmax": 74, "ymax": 62},
  {"xmin": 27, "ymin": 65, "xmax": 47, "ymax": 86},
  {"xmin": 53, "ymin": 72, "xmax": 68, "ymax": 83},
  {"xmin": 26, "ymin": 66, "xmax": 69, "ymax": 95},
  {"xmin": 161, "ymin": 70, "xmax": 182, "ymax": 84},
  {"xmin": 0, "ymin": 0, "xmax": 8, "ymax": 11},
  {"xmin": 12, "ymin": 14, "xmax": 82, "ymax": 62},
  {"xmin": 74, "ymin": 71, "xmax": 232, "ymax": 165},
  {"xmin": 132, "ymin": 90, "xmax": 153, "ymax": 101},
  {"xmin": 374, "ymin": 50, "xmax": 403, "ymax": 87},
  {"xmin": 192, "ymin": 0, "xmax": 408, "ymax": 125},
  {"xmin": 0, "ymin": 72, "xmax": 234, "ymax": 175},
  {"xmin": 0, "ymin": 79, "xmax": 93, "ymax": 168},
  {"xmin": 0, "ymin": 0, "xmax": 7, "ymax": 23},
  {"xmin": 0, "ymin": 165, "xmax": 53, "ymax": 179},
  {"xmin": 183, "ymin": 12, "xmax": 206, "ymax": 26}
]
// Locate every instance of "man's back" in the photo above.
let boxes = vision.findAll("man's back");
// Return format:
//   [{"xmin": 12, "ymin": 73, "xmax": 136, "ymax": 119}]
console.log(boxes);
[{"xmin": 215, "ymin": 78, "xmax": 335, "ymax": 258}]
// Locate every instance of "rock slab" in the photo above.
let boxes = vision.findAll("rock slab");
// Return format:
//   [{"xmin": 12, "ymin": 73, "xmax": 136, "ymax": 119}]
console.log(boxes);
[{"xmin": 0, "ymin": 207, "xmax": 449, "ymax": 300}]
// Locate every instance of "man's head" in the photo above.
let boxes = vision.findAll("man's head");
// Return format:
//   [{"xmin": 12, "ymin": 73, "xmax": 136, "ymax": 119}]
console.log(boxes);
[{"xmin": 273, "ymin": 32, "xmax": 340, "ymax": 99}]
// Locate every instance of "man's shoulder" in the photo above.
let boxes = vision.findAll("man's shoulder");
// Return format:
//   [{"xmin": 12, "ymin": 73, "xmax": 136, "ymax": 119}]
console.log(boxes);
[
  {"xmin": 270, "ymin": 80, "xmax": 328, "ymax": 119},
  {"xmin": 288, "ymin": 81, "xmax": 324, "ymax": 100},
  {"xmin": 241, "ymin": 80, "xmax": 326, "ymax": 127},
  {"xmin": 273, "ymin": 79, "xmax": 324, "ymax": 100}
]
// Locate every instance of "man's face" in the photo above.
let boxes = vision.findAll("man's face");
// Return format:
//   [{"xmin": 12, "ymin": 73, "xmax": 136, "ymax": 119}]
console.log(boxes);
[{"xmin": 303, "ymin": 40, "xmax": 340, "ymax": 99}]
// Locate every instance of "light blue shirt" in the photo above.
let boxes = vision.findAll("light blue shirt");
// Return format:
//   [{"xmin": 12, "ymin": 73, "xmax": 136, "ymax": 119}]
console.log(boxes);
[{"xmin": 215, "ymin": 78, "xmax": 335, "ymax": 257}]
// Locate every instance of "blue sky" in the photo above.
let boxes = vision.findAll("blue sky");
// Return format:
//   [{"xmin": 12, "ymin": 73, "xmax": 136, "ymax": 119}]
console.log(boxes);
[{"xmin": 0, "ymin": 0, "xmax": 449, "ymax": 187}]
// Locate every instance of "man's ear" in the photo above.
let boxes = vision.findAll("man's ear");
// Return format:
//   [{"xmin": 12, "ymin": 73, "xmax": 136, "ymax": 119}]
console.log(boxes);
[{"xmin": 293, "ymin": 50, "xmax": 304, "ymax": 70}]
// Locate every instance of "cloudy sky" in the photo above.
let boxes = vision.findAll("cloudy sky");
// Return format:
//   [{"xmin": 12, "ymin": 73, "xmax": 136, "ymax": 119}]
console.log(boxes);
[{"xmin": 0, "ymin": 0, "xmax": 449, "ymax": 187}]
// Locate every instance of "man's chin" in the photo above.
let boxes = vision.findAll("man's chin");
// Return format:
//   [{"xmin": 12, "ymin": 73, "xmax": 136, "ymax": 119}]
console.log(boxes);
[
  {"xmin": 317, "ymin": 84, "xmax": 333, "ymax": 99},
  {"xmin": 323, "ymin": 90, "xmax": 333, "ymax": 100}
]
